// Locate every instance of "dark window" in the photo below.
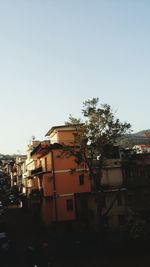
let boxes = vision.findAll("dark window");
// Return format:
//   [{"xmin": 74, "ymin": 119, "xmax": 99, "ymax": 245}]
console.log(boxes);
[
  {"xmin": 79, "ymin": 174, "xmax": 84, "ymax": 185},
  {"xmin": 118, "ymin": 215, "xmax": 125, "ymax": 225},
  {"xmin": 117, "ymin": 193, "xmax": 122, "ymax": 206},
  {"xmin": 45, "ymin": 157, "xmax": 47, "ymax": 171},
  {"xmin": 66, "ymin": 199, "xmax": 73, "ymax": 211}
]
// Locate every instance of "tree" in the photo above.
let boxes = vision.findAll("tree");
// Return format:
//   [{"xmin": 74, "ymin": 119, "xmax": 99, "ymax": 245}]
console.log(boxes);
[
  {"xmin": 66, "ymin": 98, "xmax": 131, "ymax": 185},
  {"xmin": 65, "ymin": 98, "xmax": 131, "ymax": 229}
]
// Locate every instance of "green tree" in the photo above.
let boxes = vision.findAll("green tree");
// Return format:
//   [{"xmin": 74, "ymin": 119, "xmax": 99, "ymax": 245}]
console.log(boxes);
[
  {"xmin": 66, "ymin": 98, "xmax": 131, "ymax": 186},
  {"xmin": 65, "ymin": 98, "xmax": 131, "ymax": 229}
]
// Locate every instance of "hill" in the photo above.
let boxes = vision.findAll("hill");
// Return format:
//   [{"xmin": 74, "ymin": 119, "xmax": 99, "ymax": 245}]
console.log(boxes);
[
  {"xmin": 133, "ymin": 129, "xmax": 150, "ymax": 137},
  {"xmin": 0, "ymin": 154, "xmax": 15, "ymax": 160},
  {"xmin": 118, "ymin": 129, "xmax": 150, "ymax": 148}
]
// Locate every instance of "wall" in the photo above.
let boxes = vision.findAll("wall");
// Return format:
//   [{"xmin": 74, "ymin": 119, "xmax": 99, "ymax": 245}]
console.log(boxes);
[
  {"xmin": 40, "ymin": 153, "xmax": 52, "ymax": 172},
  {"xmin": 49, "ymin": 131, "xmax": 58, "ymax": 144},
  {"xmin": 86, "ymin": 190, "xmax": 127, "ymax": 230},
  {"xmin": 55, "ymin": 172, "xmax": 90, "ymax": 195},
  {"xmin": 41, "ymin": 198, "xmax": 55, "ymax": 225},
  {"xmin": 41, "ymin": 147, "xmax": 90, "ymax": 222},
  {"xmin": 53, "ymin": 150, "xmax": 91, "ymax": 195},
  {"xmin": 42, "ymin": 173, "xmax": 53, "ymax": 197},
  {"xmin": 56, "ymin": 195, "xmax": 76, "ymax": 221},
  {"xmin": 49, "ymin": 128, "xmax": 76, "ymax": 145},
  {"xmin": 57, "ymin": 131, "xmax": 76, "ymax": 145},
  {"xmin": 101, "ymin": 167, "xmax": 123, "ymax": 188}
]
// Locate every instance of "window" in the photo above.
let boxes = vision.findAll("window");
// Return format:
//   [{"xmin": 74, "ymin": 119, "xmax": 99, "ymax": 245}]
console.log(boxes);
[
  {"xmin": 66, "ymin": 199, "xmax": 74, "ymax": 211},
  {"xmin": 117, "ymin": 193, "xmax": 122, "ymax": 206},
  {"xmin": 45, "ymin": 157, "xmax": 47, "ymax": 172},
  {"xmin": 79, "ymin": 174, "xmax": 84, "ymax": 185}
]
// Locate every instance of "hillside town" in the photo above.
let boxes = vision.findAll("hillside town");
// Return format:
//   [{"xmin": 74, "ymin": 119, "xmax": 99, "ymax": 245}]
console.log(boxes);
[
  {"xmin": 1, "ymin": 121, "xmax": 150, "ymax": 266},
  {"xmin": 1, "ymin": 124, "xmax": 150, "ymax": 230},
  {"xmin": 1, "ymin": 97, "xmax": 150, "ymax": 267},
  {"xmin": 1, "ymin": 1, "xmax": 150, "ymax": 266}
]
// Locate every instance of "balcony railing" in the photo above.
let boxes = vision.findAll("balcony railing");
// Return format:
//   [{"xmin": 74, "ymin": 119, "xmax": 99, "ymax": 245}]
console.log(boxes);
[{"xmin": 31, "ymin": 166, "xmax": 43, "ymax": 175}]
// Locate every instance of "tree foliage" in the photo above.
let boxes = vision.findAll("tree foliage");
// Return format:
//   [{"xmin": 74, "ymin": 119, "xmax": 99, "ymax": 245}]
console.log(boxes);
[{"xmin": 65, "ymin": 97, "xmax": 131, "ymax": 190}]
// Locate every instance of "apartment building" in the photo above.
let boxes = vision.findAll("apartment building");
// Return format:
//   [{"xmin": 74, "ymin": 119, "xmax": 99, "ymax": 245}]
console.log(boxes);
[{"xmin": 28, "ymin": 125, "xmax": 91, "ymax": 224}]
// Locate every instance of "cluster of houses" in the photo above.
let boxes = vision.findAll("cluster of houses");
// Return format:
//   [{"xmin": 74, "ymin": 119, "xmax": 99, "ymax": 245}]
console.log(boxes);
[{"xmin": 2, "ymin": 125, "xmax": 150, "ymax": 232}]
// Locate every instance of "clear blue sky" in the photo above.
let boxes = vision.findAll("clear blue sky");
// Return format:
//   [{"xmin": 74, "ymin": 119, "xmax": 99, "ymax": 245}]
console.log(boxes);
[{"xmin": 0, "ymin": 0, "xmax": 150, "ymax": 154}]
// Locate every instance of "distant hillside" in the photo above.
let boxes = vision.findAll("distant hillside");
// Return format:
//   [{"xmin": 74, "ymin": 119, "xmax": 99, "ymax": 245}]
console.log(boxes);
[
  {"xmin": 0, "ymin": 154, "xmax": 15, "ymax": 160},
  {"xmin": 133, "ymin": 129, "xmax": 150, "ymax": 137},
  {"xmin": 118, "ymin": 130, "xmax": 150, "ymax": 148},
  {"xmin": 1, "ymin": 130, "xmax": 150, "ymax": 155}
]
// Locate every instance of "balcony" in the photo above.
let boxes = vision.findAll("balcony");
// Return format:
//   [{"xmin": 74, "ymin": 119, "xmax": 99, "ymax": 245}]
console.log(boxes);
[
  {"xmin": 31, "ymin": 166, "xmax": 43, "ymax": 176},
  {"xmin": 31, "ymin": 141, "xmax": 50, "ymax": 157}
]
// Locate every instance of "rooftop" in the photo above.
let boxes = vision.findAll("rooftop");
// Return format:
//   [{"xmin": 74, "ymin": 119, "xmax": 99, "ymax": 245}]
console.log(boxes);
[
  {"xmin": 45, "ymin": 124, "xmax": 82, "ymax": 137},
  {"xmin": 30, "ymin": 141, "xmax": 63, "ymax": 156}
]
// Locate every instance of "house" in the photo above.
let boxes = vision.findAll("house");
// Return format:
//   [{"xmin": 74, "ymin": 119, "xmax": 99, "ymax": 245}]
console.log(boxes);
[
  {"xmin": 2, "ymin": 160, "xmax": 15, "ymax": 187},
  {"xmin": 25, "ymin": 125, "xmax": 150, "ymax": 232},
  {"xmin": 123, "ymin": 152, "xmax": 150, "ymax": 218},
  {"xmin": 76, "ymin": 156, "xmax": 127, "ymax": 231},
  {"xmin": 23, "ymin": 140, "xmax": 41, "ymax": 196},
  {"xmin": 101, "ymin": 158, "xmax": 127, "ymax": 229},
  {"xmin": 133, "ymin": 144, "xmax": 150, "ymax": 154},
  {"xmin": 28, "ymin": 125, "xmax": 91, "ymax": 225},
  {"xmin": 25, "ymin": 125, "xmax": 129, "ymax": 231},
  {"xmin": 12, "ymin": 155, "xmax": 27, "ymax": 191}
]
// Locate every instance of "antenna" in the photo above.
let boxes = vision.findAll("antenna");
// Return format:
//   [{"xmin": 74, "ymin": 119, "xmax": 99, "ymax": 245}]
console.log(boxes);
[{"xmin": 32, "ymin": 135, "xmax": 35, "ymax": 141}]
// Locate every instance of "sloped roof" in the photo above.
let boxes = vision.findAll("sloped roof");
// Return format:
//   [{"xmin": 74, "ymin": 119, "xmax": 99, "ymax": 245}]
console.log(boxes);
[
  {"xmin": 45, "ymin": 124, "xmax": 81, "ymax": 137},
  {"xmin": 31, "ymin": 141, "xmax": 63, "ymax": 156}
]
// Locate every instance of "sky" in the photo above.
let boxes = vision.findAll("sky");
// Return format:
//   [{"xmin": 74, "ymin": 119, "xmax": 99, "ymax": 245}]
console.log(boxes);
[{"xmin": 0, "ymin": 0, "xmax": 150, "ymax": 154}]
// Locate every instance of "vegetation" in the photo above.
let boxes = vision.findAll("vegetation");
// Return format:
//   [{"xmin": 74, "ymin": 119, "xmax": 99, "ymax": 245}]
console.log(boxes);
[
  {"xmin": 64, "ymin": 98, "xmax": 131, "ymax": 229},
  {"xmin": 0, "ymin": 154, "xmax": 15, "ymax": 161},
  {"xmin": 66, "ymin": 97, "xmax": 131, "ymax": 189}
]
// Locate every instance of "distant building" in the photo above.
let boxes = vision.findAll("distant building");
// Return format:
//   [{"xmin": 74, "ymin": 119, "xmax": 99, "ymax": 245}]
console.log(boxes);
[{"xmin": 133, "ymin": 144, "xmax": 150, "ymax": 154}]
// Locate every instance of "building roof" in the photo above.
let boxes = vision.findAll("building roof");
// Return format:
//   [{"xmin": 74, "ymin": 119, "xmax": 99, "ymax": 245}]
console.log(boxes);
[
  {"xmin": 30, "ymin": 141, "xmax": 63, "ymax": 156},
  {"xmin": 45, "ymin": 124, "xmax": 82, "ymax": 137}
]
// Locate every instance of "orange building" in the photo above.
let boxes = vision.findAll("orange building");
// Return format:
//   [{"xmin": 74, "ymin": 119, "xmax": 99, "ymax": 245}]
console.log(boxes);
[{"xmin": 30, "ymin": 125, "xmax": 91, "ymax": 224}]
